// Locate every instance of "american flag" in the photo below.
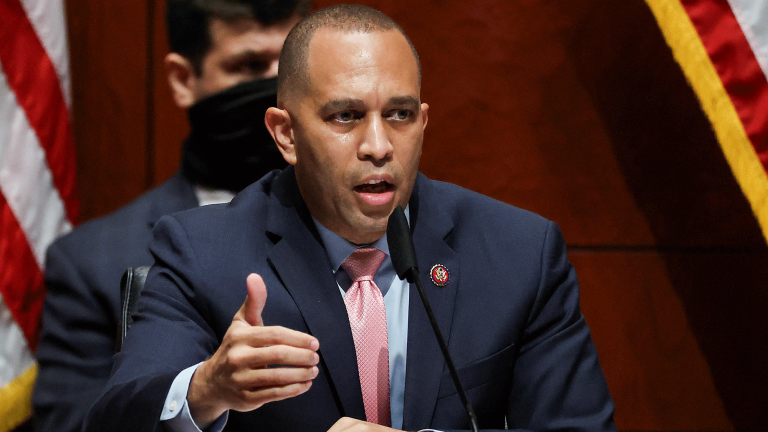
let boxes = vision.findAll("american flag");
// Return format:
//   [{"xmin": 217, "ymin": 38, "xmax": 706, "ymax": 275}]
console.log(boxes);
[
  {"xmin": 645, "ymin": 0, "xmax": 768, "ymax": 241},
  {"xmin": 0, "ymin": 0, "xmax": 78, "ymax": 429}
]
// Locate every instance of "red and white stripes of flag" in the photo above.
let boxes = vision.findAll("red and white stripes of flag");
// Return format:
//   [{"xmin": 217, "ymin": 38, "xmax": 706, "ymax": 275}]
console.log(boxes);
[{"xmin": 0, "ymin": 0, "xmax": 78, "ymax": 429}]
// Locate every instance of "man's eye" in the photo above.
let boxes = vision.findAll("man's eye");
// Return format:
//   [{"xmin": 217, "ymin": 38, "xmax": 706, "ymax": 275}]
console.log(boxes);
[
  {"xmin": 247, "ymin": 61, "xmax": 268, "ymax": 73},
  {"xmin": 231, "ymin": 60, "xmax": 268, "ymax": 75},
  {"xmin": 333, "ymin": 111, "xmax": 356, "ymax": 122},
  {"xmin": 389, "ymin": 109, "xmax": 412, "ymax": 120}
]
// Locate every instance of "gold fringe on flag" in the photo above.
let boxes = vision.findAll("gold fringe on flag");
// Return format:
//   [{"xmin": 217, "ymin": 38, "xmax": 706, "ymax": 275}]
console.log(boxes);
[
  {"xmin": 644, "ymin": 0, "xmax": 768, "ymax": 242},
  {"xmin": 0, "ymin": 364, "xmax": 37, "ymax": 432}
]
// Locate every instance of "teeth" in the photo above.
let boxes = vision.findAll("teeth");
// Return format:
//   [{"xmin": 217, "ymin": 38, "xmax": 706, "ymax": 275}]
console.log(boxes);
[{"xmin": 366, "ymin": 179, "xmax": 382, "ymax": 185}]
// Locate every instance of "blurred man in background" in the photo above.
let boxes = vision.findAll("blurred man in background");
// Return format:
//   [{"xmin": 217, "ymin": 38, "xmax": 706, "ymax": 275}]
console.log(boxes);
[{"xmin": 32, "ymin": 1, "xmax": 309, "ymax": 430}]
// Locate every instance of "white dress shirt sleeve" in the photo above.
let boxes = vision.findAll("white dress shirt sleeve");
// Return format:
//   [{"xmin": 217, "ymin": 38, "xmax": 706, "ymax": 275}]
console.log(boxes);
[{"xmin": 160, "ymin": 362, "xmax": 229, "ymax": 432}]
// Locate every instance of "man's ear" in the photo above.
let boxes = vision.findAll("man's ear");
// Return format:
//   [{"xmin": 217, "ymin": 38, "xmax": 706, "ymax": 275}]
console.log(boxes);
[
  {"xmin": 265, "ymin": 107, "xmax": 297, "ymax": 165},
  {"xmin": 165, "ymin": 53, "xmax": 198, "ymax": 109}
]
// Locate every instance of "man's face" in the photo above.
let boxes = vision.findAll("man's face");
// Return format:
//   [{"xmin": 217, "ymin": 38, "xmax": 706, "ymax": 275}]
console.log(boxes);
[
  {"xmin": 288, "ymin": 28, "xmax": 428, "ymax": 245},
  {"xmin": 190, "ymin": 16, "xmax": 299, "ymax": 101}
]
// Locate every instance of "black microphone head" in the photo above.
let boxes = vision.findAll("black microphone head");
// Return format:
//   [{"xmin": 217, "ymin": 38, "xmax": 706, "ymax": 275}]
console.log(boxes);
[{"xmin": 387, "ymin": 205, "xmax": 418, "ymax": 281}]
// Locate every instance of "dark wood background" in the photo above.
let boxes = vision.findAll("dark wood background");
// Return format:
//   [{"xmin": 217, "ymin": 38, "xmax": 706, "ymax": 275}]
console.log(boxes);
[{"xmin": 63, "ymin": 0, "xmax": 768, "ymax": 430}]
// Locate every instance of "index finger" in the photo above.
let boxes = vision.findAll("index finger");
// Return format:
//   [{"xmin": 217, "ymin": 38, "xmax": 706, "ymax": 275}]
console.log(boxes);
[{"xmin": 241, "ymin": 325, "xmax": 320, "ymax": 351}]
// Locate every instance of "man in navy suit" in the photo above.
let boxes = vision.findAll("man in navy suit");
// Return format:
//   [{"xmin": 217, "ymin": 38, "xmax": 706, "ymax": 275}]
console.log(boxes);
[
  {"xmin": 32, "ymin": 1, "xmax": 309, "ymax": 431},
  {"xmin": 85, "ymin": 5, "xmax": 616, "ymax": 432}
]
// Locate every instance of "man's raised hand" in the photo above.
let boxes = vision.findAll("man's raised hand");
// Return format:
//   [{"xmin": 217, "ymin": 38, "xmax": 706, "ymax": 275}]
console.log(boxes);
[{"xmin": 187, "ymin": 273, "xmax": 320, "ymax": 428}]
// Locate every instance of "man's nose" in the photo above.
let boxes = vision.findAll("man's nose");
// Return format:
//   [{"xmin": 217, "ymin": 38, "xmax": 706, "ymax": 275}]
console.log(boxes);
[{"xmin": 359, "ymin": 115, "xmax": 393, "ymax": 162}]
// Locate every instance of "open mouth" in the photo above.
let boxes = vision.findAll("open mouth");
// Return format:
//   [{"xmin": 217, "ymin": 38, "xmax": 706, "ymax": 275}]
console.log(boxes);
[
  {"xmin": 354, "ymin": 179, "xmax": 394, "ymax": 194},
  {"xmin": 354, "ymin": 179, "xmax": 395, "ymax": 206}
]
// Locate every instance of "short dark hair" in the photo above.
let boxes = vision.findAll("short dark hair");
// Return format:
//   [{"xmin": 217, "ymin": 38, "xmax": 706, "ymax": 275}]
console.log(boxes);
[
  {"xmin": 277, "ymin": 4, "xmax": 421, "ymax": 105},
  {"xmin": 167, "ymin": 0, "xmax": 312, "ymax": 74}
]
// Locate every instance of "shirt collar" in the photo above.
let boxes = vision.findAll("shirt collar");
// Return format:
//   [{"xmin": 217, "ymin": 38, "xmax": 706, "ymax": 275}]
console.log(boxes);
[
  {"xmin": 312, "ymin": 207, "xmax": 409, "ymax": 298},
  {"xmin": 312, "ymin": 206, "xmax": 410, "ymax": 272},
  {"xmin": 193, "ymin": 185, "xmax": 236, "ymax": 206}
]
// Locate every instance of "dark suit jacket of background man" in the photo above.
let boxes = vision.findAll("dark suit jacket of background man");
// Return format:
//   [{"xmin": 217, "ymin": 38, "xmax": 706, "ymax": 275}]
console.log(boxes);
[
  {"xmin": 84, "ymin": 166, "xmax": 616, "ymax": 432},
  {"xmin": 33, "ymin": 173, "xmax": 198, "ymax": 432}
]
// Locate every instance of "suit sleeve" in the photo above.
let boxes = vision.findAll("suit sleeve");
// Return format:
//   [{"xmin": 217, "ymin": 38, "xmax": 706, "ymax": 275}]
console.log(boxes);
[
  {"xmin": 32, "ymin": 240, "xmax": 119, "ymax": 432},
  {"xmin": 503, "ymin": 221, "xmax": 615, "ymax": 431},
  {"xmin": 83, "ymin": 215, "xmax": 222, "ymax": 432}
]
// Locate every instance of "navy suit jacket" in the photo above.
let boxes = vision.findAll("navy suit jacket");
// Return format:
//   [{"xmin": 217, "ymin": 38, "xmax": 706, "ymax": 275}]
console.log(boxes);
[
  {"xmin": 33, "ymin": 173, "xmax": 199, "ymax": 432},
  {"xmin": 84, "ymin": 167, "xmax": 615, "ymax": 432}
]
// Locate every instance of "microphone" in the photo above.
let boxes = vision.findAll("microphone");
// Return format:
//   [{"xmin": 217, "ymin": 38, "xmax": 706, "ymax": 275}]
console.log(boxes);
[{"xmin": 387, "ymin": 206, "xmax": 480, "ymax": 432}]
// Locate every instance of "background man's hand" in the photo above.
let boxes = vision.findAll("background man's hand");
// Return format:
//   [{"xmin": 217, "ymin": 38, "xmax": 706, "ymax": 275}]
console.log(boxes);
[
  {"xmin": 327, "ymin": 417, "xmax": 402, "ymax": 432},
  {"xmin": 187, "ymin": 273, "xmax": 320, "ymax": 428}
]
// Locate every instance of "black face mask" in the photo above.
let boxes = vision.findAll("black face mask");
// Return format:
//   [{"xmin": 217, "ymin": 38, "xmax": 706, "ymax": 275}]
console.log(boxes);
[{"xmin": 182, "ymin": 77, "xmax": 287, "ymax": 192}]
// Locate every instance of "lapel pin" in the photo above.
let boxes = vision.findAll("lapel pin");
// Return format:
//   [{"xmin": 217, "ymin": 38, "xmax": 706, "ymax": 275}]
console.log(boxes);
[{"xmin": 430, "ymin": 264, "xmax": 450, "ymax": 287}]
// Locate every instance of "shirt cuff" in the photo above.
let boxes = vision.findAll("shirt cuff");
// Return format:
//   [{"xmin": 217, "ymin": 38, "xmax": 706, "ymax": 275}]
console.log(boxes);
[{"xmin": 160, "ymin": 362, "xmax": 229, "ymax": 432}]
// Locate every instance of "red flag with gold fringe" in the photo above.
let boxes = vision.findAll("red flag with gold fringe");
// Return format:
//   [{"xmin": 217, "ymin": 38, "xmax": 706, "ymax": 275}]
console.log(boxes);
[{"xmin": 644, "ymin": 0, "xmax": 768, "ymax": 241}]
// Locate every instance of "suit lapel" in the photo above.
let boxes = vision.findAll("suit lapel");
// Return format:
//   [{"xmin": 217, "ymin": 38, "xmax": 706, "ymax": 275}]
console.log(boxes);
[
  {"xmin": 402, "ymin": 176, "xmax": 461, "ymax": 430},
  {"xmin": 264, "ymin": 169, "xmax": 366, "ymax": 420}
]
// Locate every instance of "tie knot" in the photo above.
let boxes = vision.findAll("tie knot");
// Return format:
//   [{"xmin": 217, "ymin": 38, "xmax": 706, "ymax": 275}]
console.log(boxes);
[{"xmin": 341, "ymin": 247, "xmax": 386, "ymax": 281}]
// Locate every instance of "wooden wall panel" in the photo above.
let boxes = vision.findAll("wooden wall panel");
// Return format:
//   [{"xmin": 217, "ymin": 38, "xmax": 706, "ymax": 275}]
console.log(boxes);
[
  {"xmin": 151, "ymin": 0, "xmax": 188, "ymax": 187},
  {"xmin": 575, "ymin": 249, "xmax": 768, "ymax": 430},
  {"xmin": 407, "ymin": 0, "xmax": 660, "ymax": 246},
  {"xmin": 575, "ymin": 251, "xmax": 731, "ymax": 430},
  {"xmin": 66, "ymin": 0, "xmax": 151, "ymax": 222}
]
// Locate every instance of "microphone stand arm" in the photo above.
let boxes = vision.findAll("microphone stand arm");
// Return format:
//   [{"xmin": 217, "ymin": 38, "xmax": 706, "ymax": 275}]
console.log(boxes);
[{"xmin": 406, "ymin": 269, "xmax": 480, "ymax": 432}]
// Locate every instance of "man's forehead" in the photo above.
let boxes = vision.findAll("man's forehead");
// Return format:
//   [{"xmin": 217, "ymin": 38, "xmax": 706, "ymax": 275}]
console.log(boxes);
[
  {"xmin": 309, "ymin": 28, "xmax": 414, "ymax": 70},
  {"xmin": 304, "ymin": 28, "xmax": 419, "ymax": 95}
]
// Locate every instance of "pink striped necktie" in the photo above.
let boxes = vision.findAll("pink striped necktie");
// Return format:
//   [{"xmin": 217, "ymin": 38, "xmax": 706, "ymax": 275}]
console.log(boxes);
[{"xmin": 341, "ymin": 247, "xmax": 391, "ymax": 426}]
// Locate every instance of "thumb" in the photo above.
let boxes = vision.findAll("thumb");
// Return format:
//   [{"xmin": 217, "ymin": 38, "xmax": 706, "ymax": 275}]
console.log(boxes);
[{"xmin": 242, "ymin": 273, "xmax": 267, "ymax": 326}]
